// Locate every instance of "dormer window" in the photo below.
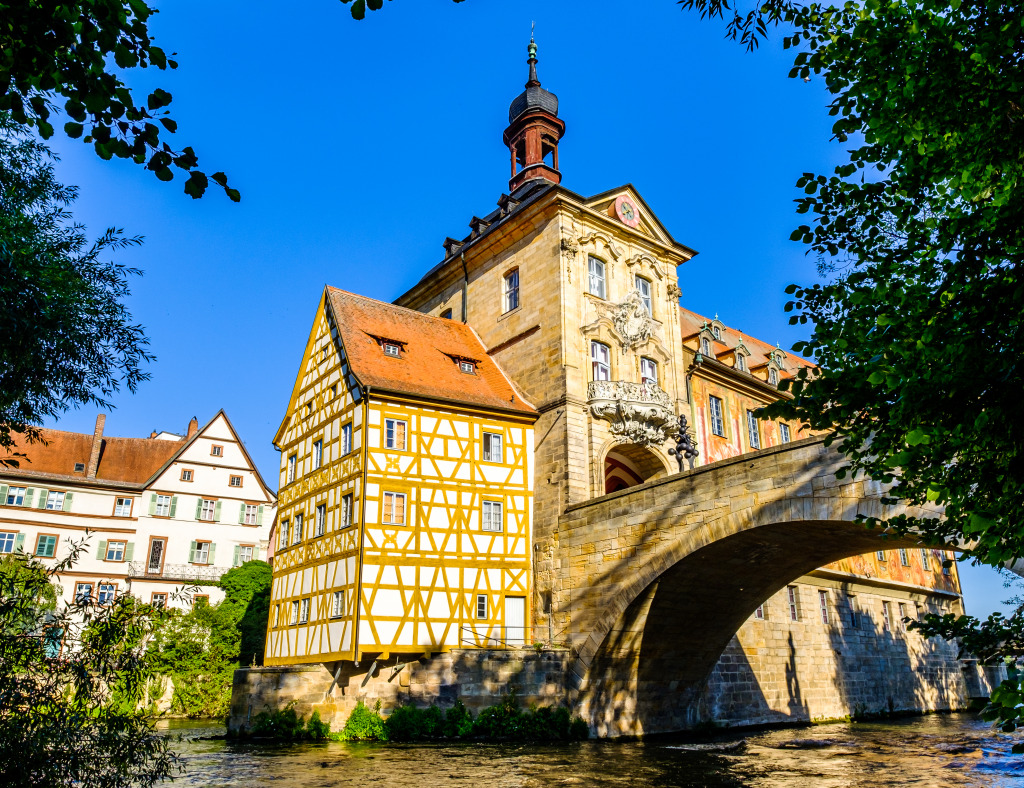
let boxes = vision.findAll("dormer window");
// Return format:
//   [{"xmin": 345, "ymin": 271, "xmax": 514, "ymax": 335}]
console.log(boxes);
[
  {"xmin": 460, "ymin": 360, "xmax": 476, "ymax": 374},
  {"xmin": 700, "ymin": 337, "xmax": 711, "ymax": 356},
  {"xmin": 713, "ymin": 326, "xmax": 721, "ymax": 340},
  {"xmin": 383, "ymin": 343, "xmax": 401, "ymax": 357},
  {"xmin": 769, "ymin": 368, "xmax": 778, "ymax": 385},
  {"xmin": 74, "ymin": 462, "xmax": 85, "ymax": 472},
  {"xmin": 736, "ymin": 354, "xmax": 746, "ymax": 372}
]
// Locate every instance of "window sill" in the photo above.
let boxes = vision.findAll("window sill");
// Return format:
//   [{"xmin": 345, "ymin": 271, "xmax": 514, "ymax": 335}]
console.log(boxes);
[{"xmin": 497, "ymin": 305, "xmax": 522, "ymax": 323}]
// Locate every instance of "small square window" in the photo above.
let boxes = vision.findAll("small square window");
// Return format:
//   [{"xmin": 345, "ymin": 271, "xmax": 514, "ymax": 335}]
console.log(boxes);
[
  {"xmin": 106, "ymin": 541, "xmax": 126, "ymax": 561},
  {"xmin": 211, "ymin": 445, "xmax": 223, "ymax": 457},
  {"xmin": 460, "ymin": 360, "xmax": 475, "ymax": 374},
  {"xmin": 440, "ymin": 309, "xmax": 453, "ymax": 320},
  {"xmin": 151, "ymin": 593, "xmax": 167, "ymax": 608},
  {"xmin": 75, "ymin": 583, "xmax": 93, "ymax": 604},
  {"xmin": 98, "ymin": 583, "xmax": 116, "ymax": 605},
  {"xmin": 35, "ymin": 534, "xmax": 57, "ymax": 558},
  {"xmin": 476, "ymin": 594, "xmax": 487, "ymax": 620},
  {"xmin": 238, "ymin": 545, "xmax": 254, "ymax": 563},
  {"xmin": 5, "ymin": 486, "xmax": 25, "ymax": 506},
  {"xmin": 753, "ymin": 604, "xmax": 765, "ymax": 621},
  {"xmin": 180, "ymin": 469, "xmax": 194, "ymax": 482},
  {"xmin": 114, "ymin": 497, "xmax": 132, "ymax": 517},
  {"xmin": 877, "ymin": 550, "xmax": 887, "ymax": 561},
  {"xmin": 192, "ymin": 541, "xmax": 211, "ymax": 564},
  {"xmin": 305, "ymin": 402, "xmax": 313, "ymax": 417},
  {"xmin": 45, "ymin": 491, "xmax": 65, "ymax": 511},
  {"xmin": 74, "ymin": 462, "xmax": 85, "ymax": 472},
  {"xmin": 383, "ymin": 343, "xmax": 401, "ymax": 357},
  {"xmin": 483, "ymin": 432, "xmax": 503, "ymax": 463},
  {"xmin": 229, "ymin": 475, "xmax": 243, "ymax": 488},
  {"xmin": 193, "ymin": 594, "xmax": 210, "ymax": 608}
]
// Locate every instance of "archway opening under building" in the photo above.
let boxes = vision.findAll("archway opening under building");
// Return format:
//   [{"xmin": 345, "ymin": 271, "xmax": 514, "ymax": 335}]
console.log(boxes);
[{"xmin": 604, "ymin": 444, "xmax": 668, "ymax": 494}]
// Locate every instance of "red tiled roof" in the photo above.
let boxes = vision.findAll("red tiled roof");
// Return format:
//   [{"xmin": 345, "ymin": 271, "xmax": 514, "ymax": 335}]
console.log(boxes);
[
  {"xmin": 327, "ymin": 288, "xmax": 536, "ymax": 417},
  {"xmin": 678, "ymin": 307, "xmax": 816, "ymax": 378},
  {"xmin": 4, "ymin": 428, "xmax": 182, "ymax": 485}
]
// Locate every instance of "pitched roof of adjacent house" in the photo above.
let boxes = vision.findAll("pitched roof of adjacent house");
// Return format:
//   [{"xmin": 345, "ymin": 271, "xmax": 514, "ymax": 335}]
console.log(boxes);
[
  {"xmin": 3, "ymin": 428, "xmax": 183, "ymax": 485},
  {"xmin": 678, "ymin": 306, "xmax": 816, "ymax": 379},
  {"xmin": 326, "ymin": 288, "xmax": 537, "ymax": 417}
]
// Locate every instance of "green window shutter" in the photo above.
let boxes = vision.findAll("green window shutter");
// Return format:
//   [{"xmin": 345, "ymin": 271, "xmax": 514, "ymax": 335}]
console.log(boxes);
[
  {"xmin": 23, "ymin": 488, "xmax": 34, "ymax": 508},
  {"xmin": 214, "ymin": 501, "xmax": 222, "ymax": 522},
  {"xmin": 195, "ymin": 499, "xmax": 202, "ymax": 520},
  {"xmin": 37, "ymin": 489, "xmax": 48, "ymax": 509},
  {"xmin": 124, "ymin": 542, "xmax": 134, "ymax": 562},
  {"xmin": 14, "ymin": 533, "xmax": 25, "ymax": 552},
  {"xmin": 0, "ymin": 485, "xmax": 7, "ymax": 504},
  {"xmin": 208, "ymin": 543, "xmax": 217, "ymax": 565},
  {"xmin": 149, "ymin": 494, "xmax": 157, "ymax": 515},
  {"xmin": 233, "ymin": 545, "xmax": 240, "ymax": 566},
  {"xmin": 96, "ymin": 540, "xmax": 107, "ymax": 560},
  {"xmin": 169, "ymin": 496, "xmax": 178, "ymax": 517},
  {"xmin": 256, "ymin": 505, "xmax": 264, "ymax": 526},
  {"xmin": 189, "ymin": 541, "xmax": 197, "ymax": 563},
  {"xmin": 238, "ymin": 504, "xmax": 246, "ymax": 524},
  {"xmin": 62, "ymin": 493, "xmax": 73, "ymax": 512}
]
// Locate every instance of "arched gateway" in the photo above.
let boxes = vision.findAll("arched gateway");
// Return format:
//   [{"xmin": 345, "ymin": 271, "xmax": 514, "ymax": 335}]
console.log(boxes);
[{"xmin": 552, "ymin": 436, "xmax": 948, "ymax": 737}]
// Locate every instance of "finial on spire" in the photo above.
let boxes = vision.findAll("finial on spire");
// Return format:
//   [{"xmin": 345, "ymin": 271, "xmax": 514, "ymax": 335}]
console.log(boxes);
[{"xmin": 526, "ymin": 24, "xmax": 540, "ymax": 87}]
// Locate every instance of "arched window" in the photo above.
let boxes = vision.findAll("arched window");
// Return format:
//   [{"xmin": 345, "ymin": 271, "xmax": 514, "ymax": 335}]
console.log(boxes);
[
  {"xmin": 769, "ymin": 368, "xmax": 778, "ymax": 385},
  {"xmin": 588, "ymin": 256, "xmax": 606, "ymax": 299},
  {"xmin": 634, "ymin": 275, "xmax": 652, "ymax": 314},
  {"xmin": 700, "ymin": 337, "xmax": 711, "ymax": 356},
  {"xmin": 591, "ymin": 341, "xmax": 611, "ymax": 381},
  {"xmin": 440, "ymin": 309, "xmax": 453, "ymax": 320},
  {"xmin": 736, "ymin": 353, "xmax": 746, "ymax": 371},
  {"xmin": 503, "ymin": 269, "xmax": 520, "ymax": 313},
  {"xmin": 713, "ymin": 326, "xmax": 721, "ymax": 340}
]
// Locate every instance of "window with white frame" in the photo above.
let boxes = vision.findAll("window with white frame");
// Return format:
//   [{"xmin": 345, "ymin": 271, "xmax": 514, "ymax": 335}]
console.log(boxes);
[
  {"xmin": 313, "ymin": 440, "xmax": 323, "ymax": 469},
  {"xmin": 273, "ymin": 605, "xmax": 280, "ymax": 628},
  {"xmin": 342, "ymin": 494, "xmax": 354, "ymax": 527},
  {"xmin": 769, "ymin": 368, "xmax": 779, "ymax": 385},
  {"xmin": 746, "ymin": 410, "xmax": 761, "ymax": 450},
  {"xmin": 898, "ymin": 602, "xmax": 908, "ymax": 632},
  {"xmin": 460, "ymin": 360, "xmax": 475, "ymax": 374},
  {"xmin": 709, "ymin": 396, "xmax": 725, "ymax": 437},
  {"xmin": 481, "ymin": 500, "xmax": 503, "ymax": 532},
  {"xmin": 882, "ymin": 601, "xmax": 893, "ymax": 632},
  {"xmin": 712, "ymin": 326, "xmax": 721, "ymax": 340},
  {"xmin": 483, "ymin": 432, "xmax": 503, "ymax": 463},
  {"xmin": 244, "ymin": 504, "xmax": 259, "ymax": 525},
  {"xmin": 229, "ymin": 475, "xmax": 243, "ymax": 488},
  {"xmin": 114, "ymin": 497, "xmax": 132, "ymax": 517},
  {"xmin": 97, "ymin": 583, "xmax": 116, "ymax": 605},
  {"xmin": 383, "ymin": 342, "xmax": 401, "ymax": 357},
  {"xmin": 779, "ymin": 423, "xmax": 791, "ymax": 443},
  {"xmin": 341, "ymin": 423, "xmax": 352, "ymax": 455},
  {"xmin": 105, "ymin": 541, "xmax": 126, "ymax": 561},
  {"xmin": 45, "ymin": 490, "xmax": 65, "ymax": 510},
  {"xmin": 5, "ymin": 487, "xmax": 25, "ymax": 506},
  {"xmin": 635, "ymin": 275, "xmax": 652, "ymax": 314},
  {"xmin": 155, "ymin": 494, "xmax": 171, "ymax": 517},
  {"xmin": 290, "ymin": 600, "xmax": 300, "ymax": 625},
  {"xmin": 293, "ymin": 513, "xmax": 304, "ymax": 544},
  {"xmin": 287, "ymin": 454, "xmax": 297, "ymax": 483},
  {"xmin": 920, "ymin": 548, "xmax": 931, "ymax": 570},
  {"xmin": 503, "ymin": 269, "xmax": 520, "ymax": 313},
  {"xmin": 736, "ymin": 353, "xmax": 747, "ymax": 371},
  {"xmin": 787, "ymin": 586, "xmax": 800, "ymax": 621},
  {"xmin": 315, "ymin": 504, "xmax": 326, "ymax": 537},
  {"xmin": 753, "ymin": 604, "xmax": 765, "ymax": 620},
  {"xmin": 152, "ymin": 593, "xmax": 167, "ymax": 608},
  {"xmin": 200, "ymin": 499, "xmax": 216, "ymax": 521},
  {"xmin": 591, "ymin": 341, "xmax": 610, "ymax": 381},
  {"xmin": 700, "ymin": 337, "xmax": 711, "ymax": 356},
  {"xmin": 899, "ymin": 548, "xmax": 910, "ymax": 566},
  {"xmin": 877, "ymin": 550, "xmax": 887, "ymax": 561},
  {"xmin": 640, "ymin": 357, "xmax": 658, "ymax": 386},
  {"xmin": 587, "ymin": 256, "xmax": 606, "ymax": 299},
  {"xmin": 193, "ymin": 541, "xmax": 211, "ymax": 564},
  {"xmin": 383, "ymin": 492, "xmax": 406, "ymax": 525},
  {"xmin": 299, "ymin": 598, "xmax": 310, "ymax": 624},
  {"xmin": 385, "ymin": 419, "xmax": 407, "ymax": 451},
  {"xmin": 278, "ymin": 520, "xmax": 290, "ymax": 550},
  {"xmin": 476, "ymin": 594, "xmax": 487, "ymax": 620},
  {"xmin": 75, "ymin": 583, "xmax": 93, "ymax": 603},
  {"xmin": 238, "ymin": 545, "xmax": 254, "ymax": 563},
  {"xmin": 0, "ymin": 532, "xmax": 15, "ymax": 553},
  {"xmin": 211, "ymin": 444, "xmax": 223, "ymax": 457},
  {"xmin": 180, "ymin": 469, "xmax": 193, "ymax": 482},
  {"xmin": 818, "ymin": 590, "xmax": 829, "ymax": 625},
  {"xmin": 331, "ymin": 590, "xmax": 345, "ymax": 618}
]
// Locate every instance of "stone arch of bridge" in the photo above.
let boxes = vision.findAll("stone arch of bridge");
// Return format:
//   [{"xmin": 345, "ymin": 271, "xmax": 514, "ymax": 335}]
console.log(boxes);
[
  {"xmin": 602, "ymin": 442, "xmax": 670, "ymax": 494},
  {"xmin": 555, "ymin": 437, "xmax": 952, "ymax": 737}
]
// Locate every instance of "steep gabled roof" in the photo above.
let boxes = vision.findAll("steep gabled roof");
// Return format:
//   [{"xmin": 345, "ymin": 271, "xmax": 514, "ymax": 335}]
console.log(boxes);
[{"xmin": 326, "ymin": 288, "xmax": 536, "ymax": 417}]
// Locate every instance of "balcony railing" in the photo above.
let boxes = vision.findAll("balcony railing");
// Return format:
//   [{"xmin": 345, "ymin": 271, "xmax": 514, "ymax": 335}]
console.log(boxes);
[
  {"xmin": 127, "ymin": 562, "xmax": 229, "ymax": 583},
  {"xmin": 587, "ymin": 380, "xmax": 676, "ymax": 447},
  {"xmin": 458, "ymin": 625, "xmax": 566, "ymax": 650}
]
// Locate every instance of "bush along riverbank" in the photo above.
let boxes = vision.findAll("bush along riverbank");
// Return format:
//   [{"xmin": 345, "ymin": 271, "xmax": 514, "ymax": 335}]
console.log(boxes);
[{"xmin": 244, "ymin": 691, "xmax": 589, "ymax": 743}]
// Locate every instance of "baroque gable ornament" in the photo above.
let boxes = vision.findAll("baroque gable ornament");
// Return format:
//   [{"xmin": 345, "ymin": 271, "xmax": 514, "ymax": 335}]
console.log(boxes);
[{"xmin": 612, "ymin": 290, "xmax": 654, "ymax": 352}]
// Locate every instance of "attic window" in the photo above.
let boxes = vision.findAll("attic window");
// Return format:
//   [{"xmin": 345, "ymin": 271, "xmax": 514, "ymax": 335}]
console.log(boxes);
[
  {"xmin": 74, "ymin": 462, "xmax": 85, "ymax": 472},
  {"xmin": 700, "ymin": 337, "xmax": 711, "ymax": 356},
  {"xmin": 769, "ymin": 368, "xmax": 778, "ymax": 385},
  {"xmin": 736, "ymin": 354, "xmax": 747, "ymax": 372},
  {"xmin": 383, "ymin": 343, "xmax": 401, "ymax": 358},
  {"xmin": 460, "ymin": 360, "xmax": 476, "ymax": 374},
  {"xmin": 713, "ymin": 326, "xmax": 721, "ymax": 340}
]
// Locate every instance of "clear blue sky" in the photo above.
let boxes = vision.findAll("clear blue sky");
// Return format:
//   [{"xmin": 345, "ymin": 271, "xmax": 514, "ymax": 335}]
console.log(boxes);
[{"xmin": 40, "ymin": 0, "xmax": 1009, "ymax": 617}]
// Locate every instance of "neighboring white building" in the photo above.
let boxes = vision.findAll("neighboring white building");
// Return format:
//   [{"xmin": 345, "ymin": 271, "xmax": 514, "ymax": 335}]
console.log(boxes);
[{"xmin": 0, "ymin": 411, "xmax": 277, "ymax": 608}]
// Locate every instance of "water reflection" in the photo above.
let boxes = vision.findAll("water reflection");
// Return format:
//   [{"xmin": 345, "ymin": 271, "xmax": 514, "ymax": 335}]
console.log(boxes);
[{"xmin": 162, "ymin": 714, "xmax": 1022, "ymax": 788}]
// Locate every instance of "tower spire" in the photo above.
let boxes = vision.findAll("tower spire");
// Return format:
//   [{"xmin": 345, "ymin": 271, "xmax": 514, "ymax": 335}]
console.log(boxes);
[{"xmin": 527, "ymin": 23, "xmax": 540, "ymax": 87}]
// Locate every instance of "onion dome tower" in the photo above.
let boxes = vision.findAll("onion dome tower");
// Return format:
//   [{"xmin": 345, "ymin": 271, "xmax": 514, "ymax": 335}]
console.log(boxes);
[{"xmin": 503, "ymin": 35, "xmax": 566, "ymax": 192}]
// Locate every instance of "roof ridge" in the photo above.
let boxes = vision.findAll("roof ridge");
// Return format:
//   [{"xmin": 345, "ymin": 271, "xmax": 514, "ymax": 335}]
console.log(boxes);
[{"xmin": 330, "ymin": 286, "xmax": 465, "ymax": 326}]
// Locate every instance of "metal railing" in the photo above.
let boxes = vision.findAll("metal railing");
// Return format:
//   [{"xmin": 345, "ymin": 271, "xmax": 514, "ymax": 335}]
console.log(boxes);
[
  {"xmin": 458, "ymin": 624, "xmax": 566, "ymax": 650},
  {"xmin": 127, "ymin": 562, "xmax": 229, "ymax": 583}
]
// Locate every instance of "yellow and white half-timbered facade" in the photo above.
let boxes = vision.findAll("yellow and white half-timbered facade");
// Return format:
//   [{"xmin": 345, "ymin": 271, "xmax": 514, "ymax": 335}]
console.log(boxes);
[{"xmin": 266, "ymin": 288, "xmax": 537, "ymax": 665}]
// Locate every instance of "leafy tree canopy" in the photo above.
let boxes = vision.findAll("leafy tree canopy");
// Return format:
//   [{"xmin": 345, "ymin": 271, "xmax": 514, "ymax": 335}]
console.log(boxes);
[
  {"xmin": 0, "ymin": 118, "xmax": 152, "ymax": 460},
  {"xmin": 0, "ymin": 0, "xmax": 236, "ymax": 199}
]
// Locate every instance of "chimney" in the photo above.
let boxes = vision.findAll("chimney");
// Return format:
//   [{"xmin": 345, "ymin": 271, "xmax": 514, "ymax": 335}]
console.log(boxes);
[
  {"xmin": 150, "ymin": 430, "xmax": 158, "ymax": 439},
  {"xmin": 87, "ymin": 414, "xmax": 105, "ymax": 478},
  {"xmin": 187, "ymin": 417, "xmax": 199, "ymax": 438}
]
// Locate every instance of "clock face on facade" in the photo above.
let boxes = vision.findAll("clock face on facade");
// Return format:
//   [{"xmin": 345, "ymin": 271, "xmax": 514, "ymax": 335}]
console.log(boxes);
[{"xmin": 614, "ymin": 195, "xmax": 640, "ymax": 228}]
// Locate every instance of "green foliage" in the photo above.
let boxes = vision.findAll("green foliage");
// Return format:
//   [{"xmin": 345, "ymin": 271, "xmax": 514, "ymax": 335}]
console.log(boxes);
[
  {"xmin": 0, "ymin": 117, "xmax": 152, "ymax": 463},
  {"xmin": 248, "ymin": 705, "xmax": 330, "ymax": 740},
  {"xmin": 679, "ymin": 0, "xmax": 1024, "ymax": 741},
  {"xmin": 0, "ymin": 542, "xmax": 178, "ymax": 787},
  {"xmin": 0, "ymin": 1, "xmax": 236, "ymax": 198},
  {"xmin": 443, "ymin": 699, "xmax": 475, "ymax": 738},
  {"xmin": 338, "ymin": 700, "xmax": 389, "ymax": 742},
  {"xmin": 221, "ymin": 560, "xmax": 273, "ymax": 666},
  {"xmin": 338, "ymin": 0, "xmax": 466, "ymax": 22}
]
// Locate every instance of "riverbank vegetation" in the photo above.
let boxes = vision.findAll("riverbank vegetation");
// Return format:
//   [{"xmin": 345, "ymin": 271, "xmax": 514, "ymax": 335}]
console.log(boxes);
[{"xmin": 244, "ymin": 692, "xmax": 589, "ymax": 744}]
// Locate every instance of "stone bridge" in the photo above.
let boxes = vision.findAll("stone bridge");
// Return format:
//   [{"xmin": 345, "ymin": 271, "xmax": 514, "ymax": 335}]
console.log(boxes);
[{"xmin": 549, "ymin": 436, "xmax": 943, "ymax": 737}]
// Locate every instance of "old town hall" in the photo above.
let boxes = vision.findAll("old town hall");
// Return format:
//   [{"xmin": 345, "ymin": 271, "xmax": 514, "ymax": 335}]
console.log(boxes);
[{"xmin": 247, "ymin": 38, "xmax": 982, "ymax": 736}]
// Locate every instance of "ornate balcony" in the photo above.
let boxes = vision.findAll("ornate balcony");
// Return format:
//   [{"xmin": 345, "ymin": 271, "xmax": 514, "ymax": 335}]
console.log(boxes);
[
  {"xmin": 587, "ymin": 380, "xmax": 676, "ymax": 448},
  {"xmin": 127, "ymin": 562, "xmax": 228, "ymax": 584}
]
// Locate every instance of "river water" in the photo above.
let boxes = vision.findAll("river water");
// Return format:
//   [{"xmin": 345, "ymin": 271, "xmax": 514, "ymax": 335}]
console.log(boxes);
[{"xmin": 164, "ymin": 713, "xmax": 1023, "ymax": 787}]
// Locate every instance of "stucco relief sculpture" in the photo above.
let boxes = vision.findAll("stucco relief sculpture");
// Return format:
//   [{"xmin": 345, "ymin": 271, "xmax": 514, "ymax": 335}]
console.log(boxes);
[
  {"xmin": 612, "ymin": 290, "xmax": 654, "ymax": 352},
  {"xmin": 560, "ymin": 229, "xmax": 580, "ymax": 283},
  {"xmin": 588, "ymin": 380, "xmax": 675, "ymax": 447}
]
